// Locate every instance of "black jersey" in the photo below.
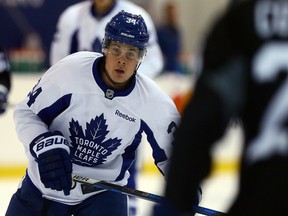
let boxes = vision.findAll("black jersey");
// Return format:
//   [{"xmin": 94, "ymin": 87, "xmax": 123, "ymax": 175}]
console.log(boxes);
[{"xmin": 164, "ymin": 0, "xmax": 288, "ymax": 215}]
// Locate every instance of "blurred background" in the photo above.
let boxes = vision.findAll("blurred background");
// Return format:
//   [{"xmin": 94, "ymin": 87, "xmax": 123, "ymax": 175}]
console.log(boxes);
[
  {"xmin": 0, "ymin": 0, "xmax": 229, "ymax": 73},
  {"xmin": 0, "ymin": 0, "xmax": 243, "ymax": 215}
]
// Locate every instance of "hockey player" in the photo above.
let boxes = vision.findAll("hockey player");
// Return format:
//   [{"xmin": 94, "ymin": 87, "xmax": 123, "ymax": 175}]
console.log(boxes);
[
  {"xmin": 0, "ymin": 45, "xmax": 11, "ymax": 115},
  {"xmin": 153, "ymin": 0, "xmax": 288, "ymax": 215},
  {"xmin": 50, "ymin": 0, "xmax": 163, "ymax": 79},
  {"xmin": 50, "ymin": 1, "xmax": 164, "ymax": 214},
  {"xmin": 6, "ymin": 11, "xmax": 180, "ymax": 216}
]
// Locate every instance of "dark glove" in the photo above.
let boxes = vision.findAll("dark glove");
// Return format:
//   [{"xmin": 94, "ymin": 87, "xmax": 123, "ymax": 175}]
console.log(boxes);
[
  {"xmin": 0, "ymin": 91, "xmax": 7, "ymax": 115},
  {"xmin": 37, "ymin": 148, "xmax": 72, "ymax": 195},
  {"xmin": 31, "ymin": 131, "xmax": 72, "ymax": 195}
]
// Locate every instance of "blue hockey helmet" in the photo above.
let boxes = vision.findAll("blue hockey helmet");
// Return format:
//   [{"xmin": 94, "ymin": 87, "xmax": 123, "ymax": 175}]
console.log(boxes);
[{"xmin": 103, "ymin": 10, "xmax": 149, "ymax": 51}]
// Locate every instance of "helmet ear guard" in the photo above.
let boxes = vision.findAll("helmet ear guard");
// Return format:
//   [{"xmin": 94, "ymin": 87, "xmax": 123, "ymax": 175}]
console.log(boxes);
[{"xmin": 102, "ymin": 10, "xmax": 149, "ymax": 62}]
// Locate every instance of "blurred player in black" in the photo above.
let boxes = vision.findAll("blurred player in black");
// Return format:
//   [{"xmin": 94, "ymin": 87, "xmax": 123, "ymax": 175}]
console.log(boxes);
[
  {"xmin": 0, "ymin": 45, "xmax": 11, "ymax": 115},
  {"xmin": 153, "ymin": 0, "xmax": 288, "ymax": 215}
]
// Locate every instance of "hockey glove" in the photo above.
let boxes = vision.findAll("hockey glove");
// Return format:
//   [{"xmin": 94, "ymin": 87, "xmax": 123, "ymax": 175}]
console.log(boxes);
[
  {"xmin": 0, "ymin": 91, "xmax": 7, "ymax": 115},
  {"xmin": 30, "ymin": 131, "xmax": 72, "ymax": 195}
]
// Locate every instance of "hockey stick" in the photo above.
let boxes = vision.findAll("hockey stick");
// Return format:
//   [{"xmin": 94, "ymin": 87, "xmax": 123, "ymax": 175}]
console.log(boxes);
[{"xmin": 72, "ymin": 174, "xmax": 226, "ymax": 216}]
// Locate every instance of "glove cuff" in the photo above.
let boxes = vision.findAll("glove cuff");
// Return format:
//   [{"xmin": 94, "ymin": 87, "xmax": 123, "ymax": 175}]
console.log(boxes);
[{"xmin": 30, "ymin": 131, "xmax": 70, "ymax": 158}]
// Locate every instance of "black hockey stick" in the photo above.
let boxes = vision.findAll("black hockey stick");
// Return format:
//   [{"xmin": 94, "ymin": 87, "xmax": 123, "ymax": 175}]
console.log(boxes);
[{"xmin": 72, "ymin": 174, "xmax": 226, "ymax": 216}]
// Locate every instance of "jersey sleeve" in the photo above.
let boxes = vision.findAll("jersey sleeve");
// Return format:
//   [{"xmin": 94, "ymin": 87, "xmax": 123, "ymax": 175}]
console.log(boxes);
[
  {"xmin": 13, "ymin": 68, "xmax": 72, "ymax": 155},
  {"xmin": 50, "ymin": 4, "xmax": 81, "ymax": 66},
  {"xmin": 143, "ymin": 95, "xmax": 180, "ymax": 176},
  {"xmin": 164, "ymin": 7, "xmax": 247, "ymax": 211},
  {"xmin": 137, "ymin": 10, "xmax": 164, "ymax": 78}
]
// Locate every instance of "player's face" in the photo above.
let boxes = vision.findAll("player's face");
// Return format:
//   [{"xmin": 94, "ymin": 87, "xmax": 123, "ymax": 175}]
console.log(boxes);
[
  {"xmin": 103, "ymin": 41, "xmax": 139, "ymax": 90},
  {"xmin": 94, "ymin": 0, "xmax": 114, "ymax": 14}
]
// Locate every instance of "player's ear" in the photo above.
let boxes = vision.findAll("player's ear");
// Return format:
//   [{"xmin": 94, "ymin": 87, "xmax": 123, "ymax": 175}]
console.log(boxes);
[{"xmin": 102, "ymin": 48, "xmax": 108, "ymax": 56}]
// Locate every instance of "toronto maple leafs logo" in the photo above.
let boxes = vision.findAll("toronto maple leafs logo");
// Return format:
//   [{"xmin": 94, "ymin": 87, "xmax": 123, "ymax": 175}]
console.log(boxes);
[{"xmin": 69, "ymin": 114, "xmax": 122, "ymax": 167}]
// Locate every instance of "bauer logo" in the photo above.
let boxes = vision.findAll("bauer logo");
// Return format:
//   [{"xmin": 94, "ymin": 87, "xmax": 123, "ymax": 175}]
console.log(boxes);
[
  {"xmin": 69, "ymin": 114, "xmax": 122, "ymax": 167},
  {"xmin": 35, "ymin": 136, "xmax": 68, "ymax": 152}
]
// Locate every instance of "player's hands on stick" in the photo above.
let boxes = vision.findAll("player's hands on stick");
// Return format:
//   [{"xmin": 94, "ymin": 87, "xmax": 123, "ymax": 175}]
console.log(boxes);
[{"xmin": 30, "ymin": 131, "xmax": 72, "ymax": 195}]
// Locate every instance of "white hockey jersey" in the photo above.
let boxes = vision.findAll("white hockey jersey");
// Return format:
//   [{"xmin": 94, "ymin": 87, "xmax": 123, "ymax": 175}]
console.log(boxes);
[
  {"xmin": 50, "ymin": 0, "xmax": 163, "ymax": 78},
  {"xmin": 14, "ymin": 51, "xmax": 180, "ymax": 205}
]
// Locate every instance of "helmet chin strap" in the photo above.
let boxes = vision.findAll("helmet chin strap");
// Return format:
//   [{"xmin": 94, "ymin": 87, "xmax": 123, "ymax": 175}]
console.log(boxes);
[{"xmin": 135, "ymin": 60, "xmax": 142, "ymax": 74}]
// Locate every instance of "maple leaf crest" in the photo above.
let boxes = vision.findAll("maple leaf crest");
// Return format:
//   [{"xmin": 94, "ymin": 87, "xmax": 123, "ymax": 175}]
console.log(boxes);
[{"xmin": 69, "ymin": 114, "xmax": 122, "ymax": 167}]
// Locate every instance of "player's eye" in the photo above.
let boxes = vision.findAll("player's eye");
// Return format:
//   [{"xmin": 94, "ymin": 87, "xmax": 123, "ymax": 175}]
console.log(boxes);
[
  {"xmin": 108, "ymin": 44, "xmax": 139, "ymax": 61},
  {"xmin": 125, "ymin": 51, "xmax": 138, "ymax": 60},
  {"xmin": 111, "ymin": 46, "xmax": 122, "ymax": 55}
]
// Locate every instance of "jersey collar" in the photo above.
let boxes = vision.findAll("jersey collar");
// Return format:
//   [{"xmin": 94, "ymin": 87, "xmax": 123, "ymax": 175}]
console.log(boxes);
[{"xmin": 92, "ymin": 57, "xmax": 136, "ymax": 100}]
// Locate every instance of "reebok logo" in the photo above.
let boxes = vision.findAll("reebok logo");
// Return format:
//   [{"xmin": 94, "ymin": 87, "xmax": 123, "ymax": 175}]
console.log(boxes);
[{"xmin": 115, "ymin": 110, "xmax": 136, "ymax": 122}]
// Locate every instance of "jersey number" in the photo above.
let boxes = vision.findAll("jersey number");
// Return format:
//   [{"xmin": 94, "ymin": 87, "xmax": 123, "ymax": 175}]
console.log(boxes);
[
  {"xmin": 246, "ymin": 43, "xmax": 288, "ymax": 163},
  {"xmin": 27, "ymin": 79, "xmax": 42, "ymax": 107}
]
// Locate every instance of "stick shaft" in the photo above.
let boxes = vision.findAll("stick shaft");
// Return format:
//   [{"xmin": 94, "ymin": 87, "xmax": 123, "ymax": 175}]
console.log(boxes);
[{"xmin": 72, "ymin": 174, "xmax": 225, "ymax": 215}]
